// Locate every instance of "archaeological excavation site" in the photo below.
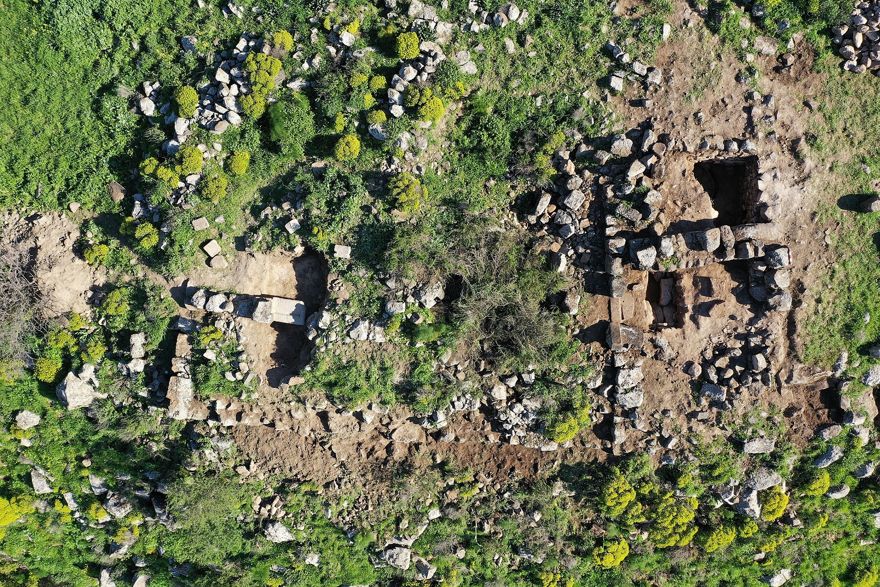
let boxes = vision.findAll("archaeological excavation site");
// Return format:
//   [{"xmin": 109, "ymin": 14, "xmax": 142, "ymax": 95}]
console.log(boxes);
[{"xmin": 3, "ymin": 0, "xmax": 880, "ymax": 585}]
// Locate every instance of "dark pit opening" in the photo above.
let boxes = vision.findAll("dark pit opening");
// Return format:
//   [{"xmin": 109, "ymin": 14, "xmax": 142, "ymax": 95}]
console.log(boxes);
[
  {"xmin": 646, "ymin": 272, "xmax": 682, "ymax": 328},
  {"xmin": 694, "ymin": 155, "xmax": 760, "ymax": 226}
]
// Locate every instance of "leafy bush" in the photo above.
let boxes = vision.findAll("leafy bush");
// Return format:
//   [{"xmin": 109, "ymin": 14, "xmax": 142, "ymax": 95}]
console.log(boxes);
[
  {"xmin": 134, "ymin": 223, "xmax": 159, "ymax": 250},
  {"xmin": 272, "ymin": 30, "xmax": 293, "ymax": 52},
  {"xmin": 176, "ymin": 146, "xmax": 204, "ymax": 176},
  {"xmin": 419, "ymin": 95, "xmax": 445, "ymax": 122},
  {"xmin": 240, "ymin": 92, "xmax": 267, "ymax": 118},
  {"xmin": 99, "ymin": 287, "xmax": 131, "ymax": 331},
  {"xmin": 804, "ymin": 470, "xmax": 831, "ymax": 497},
  {"xmin": 369, "ymin": 75, "xmax": 386, "ymax": 92},
  {"xmin": 546, "ymin": 402, "xmax": 591, "ymax": 443},
  {"xmin": 334, "ymin": 134, "xmax": 361, "ymax": 161},
  {"xmin": 174, "ymin": 85, "xmax": 198, "ymax": 118},
  {"xmin": 228, "ymin": 150, "xmax": 251, "ymax": 175},
  {"xmin": 366, "ymin": 110, "xmax": 387, "ymax": 125},
  {"xmin": 79, "ymin": 335, "xmax": 107, "ymax": 364},
  {"xmin": 34, "ymin": 351, "xmax": 63, "ymax": 383},
  {"xmin": 651, "ymin": 493, "xmax": 698, "ymax": 548},
  {"xmin": 0, "ymin": 496, "xmax": 35, "ymax": 541},
  {"xmin": 267, "ymin": 94, "xmax": 316, "ymax": 159},
  {"xmin": 396, "ymin": 32, "xmax": 420, "ymax": 59},
  {"xmin": 202, "ymin": 173, "xmax": 229, "ymax": 203},
  {"xmin": 760, "ymin": 486, "xmax": 790, "ymax": 522},
  {"xmin": 601, "ymin": 470, "xmax": 636, "ymax": 518},
  {"xmin": 388, "ymin": 172, "xmax": 428, "ymax": 214},
  {"xmin": 83, "ymin": 244, "xmax": 109, "ymax": 266},
  {"xmin": 703, "ymin": 525, "xmax": 737, "ymax": 553},
  {"xmin": 592, "ymin": 538, "xmax": 629, "ymax": 569}
]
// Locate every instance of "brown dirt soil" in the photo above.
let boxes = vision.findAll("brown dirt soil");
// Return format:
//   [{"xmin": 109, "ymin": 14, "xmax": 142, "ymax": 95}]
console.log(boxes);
[
  {"xmin": 591, "ymin": 6, "xmax": 838, "ymax": 449},
  {"xmin": 232, "ymin": 408, "xmax": 560, "ymax": 491},
  {"xmin": 1, "ymin": 211, "xmax": 106, "ymax": 318}
]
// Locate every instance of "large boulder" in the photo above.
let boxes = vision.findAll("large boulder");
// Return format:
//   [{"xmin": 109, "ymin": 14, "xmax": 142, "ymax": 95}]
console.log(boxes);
[
  {"xmin": 265, "ymin": 521, "xmax": 294, "ymax": 543},
  {"xmin": 56, "ymin": 364, "xmax": 104, "ymax": 409},
  {"xmin": 383, "ymin": 546, "xmax": 413, "ymax": 570},
  {"xmin": 814, "ymin": 445, "xmax": 844, "ymax": 468},
  {"xmin": 747, "ymin": 467, "xmax": 782, "ymax": 491},
  {"xmin": 167, "ymin": 377, "xmax": 209, "ymax": 421},
  {"xmin": 15, "ymin": 410, "xmax": 41, "ymax": 430},
  {"xmin": 743, "ymin": 437, "xmax": 775, "ymax": 454}
]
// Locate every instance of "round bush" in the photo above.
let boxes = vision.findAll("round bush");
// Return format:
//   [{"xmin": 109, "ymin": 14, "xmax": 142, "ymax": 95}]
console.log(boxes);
[
  {"xmin": 592, "ymin": 539, "xmax": 629, "ymax": 569},
  {"xmin": 202, "ymin": 173, "xmax": 229, "ymax": 203},
  {"xmin": 134, "ymin": 223, "xmax": 159, "ymax": 250},
  {"xmin": 396, "ymin": 32, "xmax": 420, "ymax": 60},
  {"xmin": 366, "ymin": 110, "xmax": 387, "ymax": 125},
  {"xmin": 418, "ymin": 96, "xmax": 445, "ymax": 122},
  {"xmin": 228, "ymin": 151, "xmax": 251, "ymax": 176},
  {"xmin": 174, "ymin": 86, "xmax": 199, "ymax": 118},
  {"xmin": 334, "ymin": 134, "xmax": 361, "ymax": 161},
  {"xmin": 272, "ymin": 30, "xmax": 293, "ymax": 52}
]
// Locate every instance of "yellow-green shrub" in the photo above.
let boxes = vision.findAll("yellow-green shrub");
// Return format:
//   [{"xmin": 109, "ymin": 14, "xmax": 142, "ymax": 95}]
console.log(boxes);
[
  {"xmin": 334, "ymin": 134, "xmax": 361, "ymax": 161},
  {"xmin": 367, "ymin": 110, "xmax": 387, "ymax": 125},
  {"xmin": 202, "ymin": 173, "xmax": 229, "ymax": 203},
  {"xmin": 272, "ymin": 30, "xmax": 293, "ymax": 52},
  {"xmin": 134, "ymin": 223, "xmax": 159, "ymax": 250},
  {"xmin": 396, "ymin": 32, "xmax": 420, "ymax": 59},
  {"xmin": 388, "ymin": 172, "xmax": 428, "ymax": 214},
  {"xmin": 419, "ymin": 96, "xmax": 445, "ymax": 121},
  {"xmin": 0, "ymin": 496, "xmax": 35, "ymax": 540},
  {"xmin": 34, "ymin": 351, "xmax": 63, "ymax": 383},
  {"xmin": 601, "ymin": 470, "xmax": 636, "ymax": 518},
  {"xmin": 241, "ymin": 93, "xmax": 267, "ymax": 118},
  {"xmin": 804, "ymin": 470, "xmax": 831, "ymax": 497},
  {"xmin": 369, "ymin": 75, "xmax": 386, "ymax": 92},
  {"xmin": 760, "ymin": 486, "xmax": 789, "ymax": 522},
  {"xmin": 83, "ymin": 243, "xmax": 110, "ymax": 266},
  {"xmin": 651, "ymin": 493, "xmax": 698, "ymax": 548},
  {"xmin": 703, "ymin": 525, "xmax": 736, "ymax": 553},
  {"xmin": 80, "ymin": 335, "xmax": 107, "ymax": 364},
  {"xmin": 174, "ymin": 85, "xmax": 199, "ymax": 118},
  {"xmin": 176, "ymin": 146, "xmax": 204, "ymax": 176},
  {"xmin": 592, "ymin": 538, "xmax": 629, "ymax": 569},
  {"xmin": 738, "ymin": 518, "xmax": 759, "ymax": 538},
  {"xmin": 228, "ymin": 150, "xmax": 251, "ymax": 176}
]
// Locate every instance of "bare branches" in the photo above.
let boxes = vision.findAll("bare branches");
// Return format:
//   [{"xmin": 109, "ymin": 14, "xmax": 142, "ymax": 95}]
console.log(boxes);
[{"xmin": 0, "ymin": 243, "xmax": 40, "ymax": 377}]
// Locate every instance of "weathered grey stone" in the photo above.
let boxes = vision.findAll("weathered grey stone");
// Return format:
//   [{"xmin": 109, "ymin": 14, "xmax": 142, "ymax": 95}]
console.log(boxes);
[
  {"xmin": 765, "ymin": 246, "xmax": 791, "ymax": 268},
  {"xmin": 616, "ymin": 387, "xmax": 645, "ymax": 409},
  {"xmin": 139, "ymin": 97, "xmax": 156, "ymax": 116},
  {"xmin": 414, "ymin": 556, "xmax": 437, "ymax": 581},
  {"xmin": 265, "ymin": 521, "xmax": 294, "ymax": 543},
  {"xmin": 31, "ymin": 469, "xmax": 53, "ymax": 494},
  {"xmin": 333, "ymin": 244, "xmax": 352, "ymax": 259},
  {"xmin": 202, "ymin": 240, "xmax": 222, "ymax": 257},
  {"xmin": 15, "ymin": 410, "xmax": 41, "ymax": 430},
  {"xmin": 826, "ymin": 484, "xmax": 851, "ymax": 499},
  {"xmin": 814, "ymin": 445, "xmax": 844, "ymax": 468},
  {"xmin": 616, "ymin": 367, "xmax": 643, "ymax": 389},
  {"xmin": 701, "ymin": 382, "xmax": 726, "ymax": 402},
  {"xmin": 766, "ymin": 569, "xmax": 792, "ymax": 587},
  {"xmin": 167, "ymin": 376, "xmax": 209, "ymax": 421},
  {"xmin": 383, "ymin": 546, "xmax": 412, "ymax": 570},
  {"xmin": 743, "ymin": 437, "xmax": 775, "ymax": 454},
  {"xmin": 56, "ymin": 365, "xmax": 103, "ymax": 409},
  {"xmin": 104, "ymin": 492, "xmax": 133, "ymax": 518},
  {"xmin": 747, "ymin": 467, "xmax": 782, "ymax": 491},
  {"xmin": 863, "ymin": 365, "xmax": 880, "ymax": 386}
]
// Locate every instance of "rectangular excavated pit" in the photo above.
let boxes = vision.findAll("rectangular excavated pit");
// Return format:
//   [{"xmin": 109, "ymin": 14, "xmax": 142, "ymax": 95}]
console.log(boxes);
[
  {"xmin": 646, "ymin": 272, "xmax": 683, "ymax": 328},
  {"xmin": 694, "ymin": 155, "xmax": 760, "ymax": 226}
]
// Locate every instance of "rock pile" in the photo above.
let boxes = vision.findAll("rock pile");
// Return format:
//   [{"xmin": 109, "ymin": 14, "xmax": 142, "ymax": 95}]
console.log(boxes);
[
  {"xmin": 387, "ymin": 42, "xmax": 446, "ymax": 119},
  {"xmin": 604, "ymin": 41, "xmax": 663, "ymax": 93},
  {"xmin": 694, "ymin": 330, "xmax": 775, "ymax": 403},
  {"xmin": 832, "ymin": 3, "xmax": 880, "ymax": 74},
  {"xmin": 463, "ymin": 2, "xmax": 528, "ymax": 32}
]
